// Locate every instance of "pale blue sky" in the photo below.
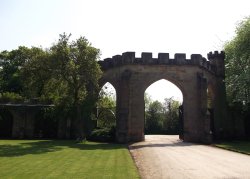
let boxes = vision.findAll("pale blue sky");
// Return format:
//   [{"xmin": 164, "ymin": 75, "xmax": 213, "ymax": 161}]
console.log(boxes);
[
  {"xmin": 1, "ymin": 0, "xmax": 249, "ymax": 102},
  {"xmin": 1, "ymin": 0, "xmax": 250, "ymax": 58}
]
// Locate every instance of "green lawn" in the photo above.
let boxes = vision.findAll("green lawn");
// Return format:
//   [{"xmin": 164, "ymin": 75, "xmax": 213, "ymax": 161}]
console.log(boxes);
[
  {"xmin": 0, "ymin": 140, "xmax": 140, "ymax": 178},
  {"xmin": 215, "ymin": 141, "xmax": 250, "ymax": 155}
]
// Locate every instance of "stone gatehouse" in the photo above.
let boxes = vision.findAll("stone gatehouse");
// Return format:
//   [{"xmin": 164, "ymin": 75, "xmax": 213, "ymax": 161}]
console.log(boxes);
[{"xmin": 99, "ymin": 51, "xmax": 227, "ymax": 144}]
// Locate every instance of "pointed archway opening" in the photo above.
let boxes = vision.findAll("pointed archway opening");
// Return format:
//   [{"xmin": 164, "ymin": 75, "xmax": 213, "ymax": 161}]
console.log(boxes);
[
  {"xmin": 93, "ymin": 82, "xmax": 116, "ymax": 141},
  {"xmin": 144, "ymin": 79, "xmax": 184, "ymax": 139}
]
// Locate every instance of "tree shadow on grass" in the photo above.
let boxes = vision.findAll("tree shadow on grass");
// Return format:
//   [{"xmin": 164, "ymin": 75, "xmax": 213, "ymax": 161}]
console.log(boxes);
[{"xmin": 0, "ymin": 140, "xmax": 125, "ymax": 157}]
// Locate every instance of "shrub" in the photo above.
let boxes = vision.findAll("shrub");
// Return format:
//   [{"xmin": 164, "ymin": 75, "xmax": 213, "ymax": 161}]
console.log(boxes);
[
  {"xmin": 0, "ymin": 92, "xmax": 24, "ymax": 103},
  {"xmin": 88, "ymin": 127, "xmax": 116, "ymax": 142}
]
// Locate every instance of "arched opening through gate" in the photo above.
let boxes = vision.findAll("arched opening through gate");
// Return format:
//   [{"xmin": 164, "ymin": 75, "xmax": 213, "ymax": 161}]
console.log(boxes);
[
  {"xmin": 97, "ymin": 82, "xmax": 116, "ymax": 129},
  {"xmin": 144, "ymin": 79, "xmax": 184, "ymax": 139}
]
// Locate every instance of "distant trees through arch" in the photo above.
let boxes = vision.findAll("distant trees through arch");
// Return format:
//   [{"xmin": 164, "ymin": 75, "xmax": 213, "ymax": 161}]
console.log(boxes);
[
  {"xmin": 87, "ymin": 82, "xmax": 117, "ymax": 142},
  {"xmin": 144, "ymin": 79, "xmax": 183, "ymax": 135},
  {"xmin": 96, "ymin": 82, "xmax": 116, "ymax": 129}
]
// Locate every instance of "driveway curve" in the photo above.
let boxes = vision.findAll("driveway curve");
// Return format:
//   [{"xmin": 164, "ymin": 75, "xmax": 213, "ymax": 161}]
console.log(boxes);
[{"xmin": 129, "ymin": 135, "xmax": 250, "ymax": 179}]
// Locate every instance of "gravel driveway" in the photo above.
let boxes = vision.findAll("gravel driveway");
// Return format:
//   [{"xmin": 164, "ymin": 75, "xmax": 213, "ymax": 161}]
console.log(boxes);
[{"xmin": 129, "ymin": 135, "xmax": 250, "ymax": 179}]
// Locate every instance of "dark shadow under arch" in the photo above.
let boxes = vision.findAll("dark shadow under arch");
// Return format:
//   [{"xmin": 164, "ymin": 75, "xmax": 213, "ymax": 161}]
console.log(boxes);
[{"xmin": 0, "ymin": 108, "xmax": 13, "ymax": 138}]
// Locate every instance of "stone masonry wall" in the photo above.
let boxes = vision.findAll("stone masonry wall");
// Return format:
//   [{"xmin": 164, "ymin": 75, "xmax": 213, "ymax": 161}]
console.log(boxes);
[{"xmin": 99, "ymin": 51, "xmax": 226, "ymax": 144}]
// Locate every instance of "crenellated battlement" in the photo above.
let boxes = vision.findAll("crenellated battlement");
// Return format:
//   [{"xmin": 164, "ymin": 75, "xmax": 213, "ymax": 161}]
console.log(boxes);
[
  {"xmin": 207, "ymin": 51, "xmax": 225, "ymax": 77},
  {"xmin": 207, "ymin": 51, "xmax": 225, "ymax": 60},
  {"xmin": 98, "ymin": 51, "xmax": 225, "ymax": 75}
]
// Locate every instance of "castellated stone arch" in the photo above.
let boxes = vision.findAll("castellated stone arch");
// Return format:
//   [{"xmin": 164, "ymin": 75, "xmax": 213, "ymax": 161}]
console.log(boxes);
[{"xmin": 98, "ymin": 51, "xmax": 227, "ymax": 144}]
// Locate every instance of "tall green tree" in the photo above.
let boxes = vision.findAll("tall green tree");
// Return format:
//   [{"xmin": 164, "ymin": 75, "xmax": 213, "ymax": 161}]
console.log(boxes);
[
  {"xmin": 224, "ymin": 16, "xmax": 250, "ymax": 104},
  {"xmin": 22, "ymin": 33, "xmax": 102, "ymax": 106},
  {"xmin": 145, "ymin": 100, "xmax": 165, "ymax": 133},
  {"xmin": 0, "ymin": 33, "xmax": 102, "ymax": 138},
  {"xmin": 144, "ymin": 96, "xmax": 180, "ymax": 134},
  {"xmin": 0, "ymin": 46, "xmax": 34, "ymax": 94},
  {"xmin": 97, "ymin": 93, "xmax": 116, "ymax": 128},
  {"xmin": 144, "ymin": 93, "xmax": 152, "ymax": 111},
  {"xmin": 21, "ymin": 47, "xmax": 52, "ymax": 100},
  {"xmin": 49, "ymin": 33, "xmax": 102, "ymax": 137},
  {"xmin": 163, "ymin": 98, "xmax": 180, "ymax": 133},
  {"xmin": 0, "ymin": 46, "xmax": 49, "ymax": 100},
  {"xmin": 50, "ymin": 33, "xmax": 102, "ymax": 106}
]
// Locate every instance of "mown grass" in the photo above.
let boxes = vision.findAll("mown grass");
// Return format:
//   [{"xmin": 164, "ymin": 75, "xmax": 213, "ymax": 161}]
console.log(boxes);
[
  {"xmin": 0, "ymin": 140, "xmax": 139, "ymax": 178},
  {"xmin": 215, "ymin": 140, "xmax": 250, "ymax": 155}
]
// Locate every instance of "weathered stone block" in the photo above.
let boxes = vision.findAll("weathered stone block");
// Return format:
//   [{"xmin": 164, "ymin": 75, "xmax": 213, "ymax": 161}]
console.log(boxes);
[
  {"xmin": 112, "ymin": 55, "xmax": 122, "ymax": 66},
  {"xmin": 122, "ymin": 52, "xmax": 135, "ymax": 64},
  {"xmin": 141, "ymin": 52, "xmax": 154, "ymax": 64},
  {"xmin": 191, "ymin": 54, "xmax": 202, "ymax": 65},
  {"xmin": 104, "ymin": 58, "xmax": 113, "ymax": 68},
  {"xmin": 174, "ymin": 53, "xmax": 186, "ymax": 65},
  {"xmin": 158, "ymin": 53, "xmax": 169, "ymax": 64}
]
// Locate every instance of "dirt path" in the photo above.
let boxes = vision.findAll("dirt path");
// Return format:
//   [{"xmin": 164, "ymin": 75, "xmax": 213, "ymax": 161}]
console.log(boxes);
[{"xmin": 129, "ymin": 135, "xmax": 250, "ymax": 179}]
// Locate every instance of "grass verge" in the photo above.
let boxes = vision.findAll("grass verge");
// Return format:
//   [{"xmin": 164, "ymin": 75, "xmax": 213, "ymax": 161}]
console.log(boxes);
[
  {"xmin": 0, "ymin": 140, "xmax": 140, "ymax": 178},
  {"xmin": 215, "ymin": 141, "xmax": 250, "ymax": 155}
]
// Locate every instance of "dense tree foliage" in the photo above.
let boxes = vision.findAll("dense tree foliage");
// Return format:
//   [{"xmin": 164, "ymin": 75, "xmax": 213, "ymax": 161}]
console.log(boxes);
[
  {"xmin": 21, "ymin": 47, "xmax": 52, "ymax": 101},
  {"xmin": 224, "ymin": 16, "xmax": 250, "ymax": 105},
  {"xmin": 88, "ymin": 87, "xmax": 116, "ymax": 142},
  {"xmin": 0, "ymin": 33, "xmax": 102, "ymax": 138},
  {"xmin": 145, "ymin": 96, "xmax": 181, "ymax": 134},
  {"xmin": 50, "ymin": 33, "xmax": 102, "ymax": 106},
  {"xmin": 162, "ymin": 98, "xmax": 180, "ymax": 133},
  {"xmin": 224, "ymin": 17, "xmax": 250, "ymax": 140},
  {"xmin": 145, "ymin": 100, "xmax": 165, "ymax": 133},
  {"xmin": 0, "ymin": 46, "xmax": 43, "ymax": 94},
  {"xmin": 97, "ymin": 92, "xmax": 116, "ymax": 128}
]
